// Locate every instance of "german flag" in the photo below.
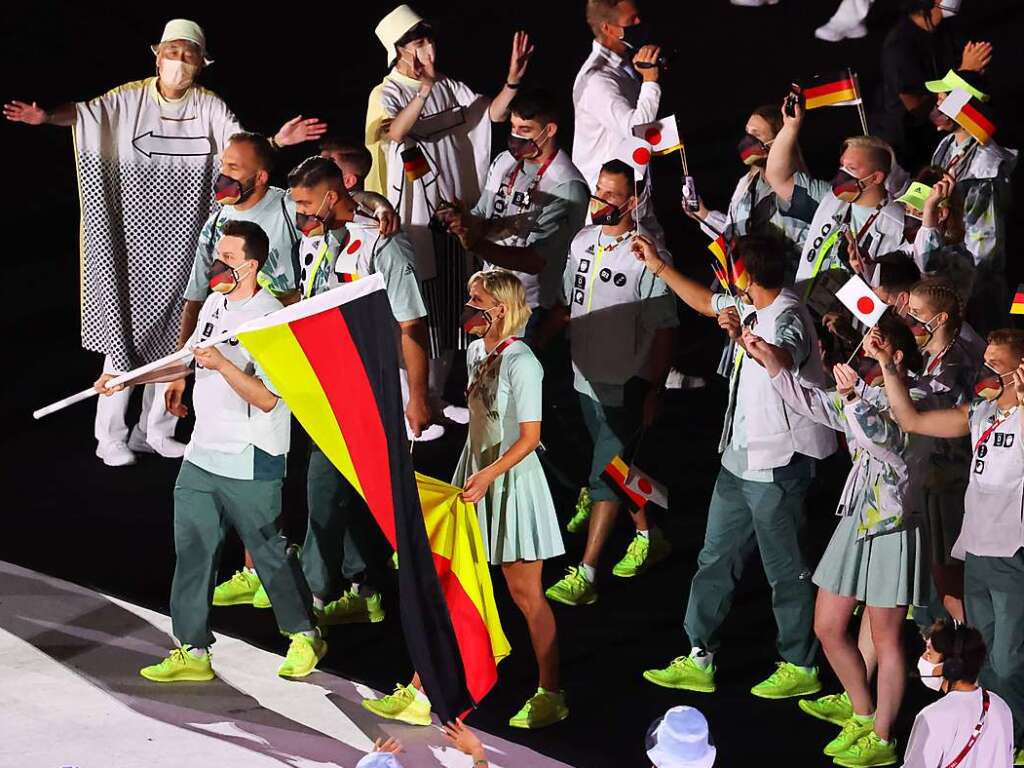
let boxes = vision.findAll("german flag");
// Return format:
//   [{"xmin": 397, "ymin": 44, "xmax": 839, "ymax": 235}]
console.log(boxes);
[
  {"xmin": 1011, "ymin": 284, "xmax": 1024, "ymax": 315},
  {"xmin": 708, "ymin": 235, "xmax": 750, "ymax": 293},
  {"xmin": 236, "ymin": 276, "xmax": 500, "ymax": 721},
  {"xmin": 939, "ymin": 89, "xmax": 996, "ymax": 145},
  {"xmin": 401, "ymin": 145, "xmax": 431, "ymax": 182},
  {"xmin": 803, "ymin": 70, "xmax": 861, "ymax": 110}
]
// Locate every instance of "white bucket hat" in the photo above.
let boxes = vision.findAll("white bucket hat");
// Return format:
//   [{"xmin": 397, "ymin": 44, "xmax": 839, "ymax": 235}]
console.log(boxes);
[
  {"xmin": 375, "ymin": 5, "xmax": 425, "ymax": 66},
  {"xmin": 646, "ymin": 706, "xmax": 717, "ymax": 768},
  {"xmin": 151, "ymin": 19, "xmax": 214, "ymax": 66}
]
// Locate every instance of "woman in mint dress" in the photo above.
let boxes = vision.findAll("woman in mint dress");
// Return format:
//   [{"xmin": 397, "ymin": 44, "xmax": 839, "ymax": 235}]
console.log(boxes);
[{"xmin": 453, "ymin": 268, "xmax": 566, "ymax": 730}]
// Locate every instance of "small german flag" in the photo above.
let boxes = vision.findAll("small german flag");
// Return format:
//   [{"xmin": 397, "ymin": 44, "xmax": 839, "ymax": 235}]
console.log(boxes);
[
  {"xmin": 1010, "ymin": 284, "xmax": 1024, "ymax": 315},
  {"xmin": 939, "ymin": 89, "xmax": 996, "ymax": 145},
  {"xmin": 337, "ymin": 272, "xmax": 359, "ymax": 283},
  {"xmin": 803, "ymin": 70, "xmax": 861, "ymax": 110},
  {"xmin": 708, "ymin": 235, "xmax": 750, "ymax": 293},
  {"xmin": 401, "ymin": 146, "xmax": 431, "ymax": 182}
]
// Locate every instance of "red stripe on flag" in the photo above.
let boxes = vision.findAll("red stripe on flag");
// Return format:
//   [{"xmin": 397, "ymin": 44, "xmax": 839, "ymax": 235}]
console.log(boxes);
[
  {"xmin": 960, "ymin": 103, "xmax": 996, "ymax": 137},
  {"xmin": 290, "ymin": 309, "xmax": 398, "ymax": 545},
  {"xmin": 804, "ymin": 78, "xmax": 855, "ymax": 100}
]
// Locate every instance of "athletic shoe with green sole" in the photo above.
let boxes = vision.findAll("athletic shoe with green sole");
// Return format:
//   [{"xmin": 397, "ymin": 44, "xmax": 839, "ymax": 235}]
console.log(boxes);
[
  {"xmin": 799, "ymin": 690, "xmax": 853, "ymax": 726},
  {"xmin": 566, "ymin": 488, "xmax": 592, "ymax": 534},
  {"xmin": 509, "ymin": 688, "xmax": 569, "ymax": 729},
  {"xmin": 212, "ymin": 569, "xmax": 261, "ymax": 606},
  {"xmin": 643, "ymin": 656, "xmax": 716, "ymax": 693},
  {"xmin": 320, "ymin": 590, "xmax": 385, "ymax": 626},
  {"xmin": 545, "ymin": 566, "xmax": 597, "ymax": 606},
  {"xmin": 611, "ymin": 529, "xmax": 671, "ymax": 578},
  {"xmin": 362, "ymin": 684, "xmax": 433, "ymax": 726},
  {"xmin": 252, "ymin": 583, "xmax": 272, "ymax": 609},
  {"xmin": 825, "ymin": 717, "xmax": 875, "ymax": 757},
  {"xmin": 750, "ymin": 662, "xmax": 821, "ymax": 700},
  {"xmin": 140, "ymin": 647, "xmax": 215, "ymax": 683},
  {"xmin": 277, "ymin": 633, "xmax": 327, "ymax": 679},
  {"xmin": 833, "ymin": 731, "xmax": 898, "ymax": 767},
  {"xmin": 1014, "ymin": 748, "xmax": 1024, "ymax": 766}
]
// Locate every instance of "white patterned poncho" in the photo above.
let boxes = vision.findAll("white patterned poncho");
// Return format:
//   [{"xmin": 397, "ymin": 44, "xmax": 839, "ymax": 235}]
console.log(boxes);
[{"xmin": 74, "ymin": 76, "xmax": 241, "ymax": 371}]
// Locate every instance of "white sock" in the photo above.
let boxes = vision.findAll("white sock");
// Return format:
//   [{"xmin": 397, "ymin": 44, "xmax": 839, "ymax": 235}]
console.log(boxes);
[
  {"xmin": 580, "ymin": 563, "xmax": 596, "ymax": 583},
  {"xmin": 244, "ymin": 566, "xmax": 257, "ymax": 576},
  {"xmin": 637, "ymin": 529, "xmax": 650, "ymax": 540},
  {"xmin": 352, "ymin": 583, "xmax": 378, "ymax": 598},
  {"xmin": 300, "ymin": 629, "xmax": 319, "ymax": 641},
  {"xmin": 312, "ymin": 595, "xmax": 325, "ymax": 611},
  {"xmin": 187, "ymin": 645, "xmax": 208, "ymax": 658},
  {"xmin": 690, "ymin": 646, "xmax": 714, "ymax": 669},
  {"xmin": 414, "ymin": 687, "xmax": 430, "ymax": 704}
]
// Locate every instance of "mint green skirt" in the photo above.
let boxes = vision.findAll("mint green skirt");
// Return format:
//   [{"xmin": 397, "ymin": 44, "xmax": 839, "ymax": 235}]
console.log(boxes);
[{"xmin": 813, "ymin": 514, "xmax": 930, "ymax": 608}]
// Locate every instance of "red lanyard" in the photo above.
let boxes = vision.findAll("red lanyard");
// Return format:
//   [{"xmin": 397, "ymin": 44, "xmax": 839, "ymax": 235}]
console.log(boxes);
[
  {"xmin": 466, "ymin": 337, "xmax": 520, "ymax": 399},
  {"xmin": 502, "ymin": 153, "xmax": 556, "ymax": 206},
  {"xmin": 945, "ymin": 140, "xmax": 979, "ymax": 181},
  {"xmin": 851, "ymin": 207, "xmax": 882, "ymax": 249},
  {"xmin": 974, "ymin": 410, "xmax": 1016, "ymax": 454},
  {"xmin": 925, "ymin": 340, "xmax": 957, "ymax": 376},
  {"xmin": 944, "ymin": 689, "xmax": 990, "ymax": 768}
]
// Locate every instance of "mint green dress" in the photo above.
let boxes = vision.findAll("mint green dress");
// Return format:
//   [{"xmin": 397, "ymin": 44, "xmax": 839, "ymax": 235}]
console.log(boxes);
[{"xmin": 452, "ymin": 339, "xmax": 565, "ymax": 564}]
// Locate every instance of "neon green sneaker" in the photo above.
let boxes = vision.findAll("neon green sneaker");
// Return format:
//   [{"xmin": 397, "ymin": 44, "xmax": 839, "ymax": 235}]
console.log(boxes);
[
  {"xmin": 833, "ymin": 731, "xmax": 897, "ymax": 767},
  {"xmin": 643, "ymin": 655, "xmax": 716, "ymax": 693},
  {"xmin": 825, "ymin": 716, "xmax": 875, "ymax": 757},
  {"xmin": 798, "ymin": 690, "xmax": 853, "ymax": 726},
  {"xmin": 276, "ymin": 633, "xmax": 327, "ymax": 679},
  {"xmin": 362, "ymin": 684, "xmax": 433, "ymax": 726},
  {"xmin": 509, "ymin": 688, "xmax": 569, "ymax": 729},
  {"xmin": 252, "ymin": 583, "xmax": 272, "ymax": 609},
  {"xmin": 140, "ymin": 647, "xmax": 215, "ymax": 683},
  {"xmin": 320, "ymin": 589, "xmax": 385, "ymax": 626},
  {"xmin": 1014, "ymin": 748, "xmax": 1024, "ymax": 766},
  {"xmin": 611, "ymin": 529, "xmax": 671, "ymax": 578},
  {"xmin": 545, "ymin": 566, "xmax": 597, "ymax": 606},
  {"xmin": 750, "ymin": 661, "xmax": 821, "ymax": 700},
  {"xmin": 566, "ymin": 488, "xmax": 592, "ymax": 533},
  {"xmin": 212, "ymin": 569, "xmax": 261, "ymax": 606}
]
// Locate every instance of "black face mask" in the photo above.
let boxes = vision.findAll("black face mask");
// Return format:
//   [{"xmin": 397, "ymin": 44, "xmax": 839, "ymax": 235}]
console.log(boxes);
[
  {"xmin": 507, "ymin": 130, "xmax": 548, "ymax": 161},
  {"xmin": 589, "ymin": 195, "xmax": 625, "ymax": 226},
  {"xmin": 903, "ymin": 212, "xmax": 924, "ymax": 243},
  {"xmin": 620, "ymin": 21, "xmax": 654, "ymax": 50},
  {"xmin": 214, "ymin": 172, "xmax": 257, "ymax": 206},
  {"xmin": 929, "ymin": 106, "xmax": 955, "ymax": 130},
  {"xmin": 738, "ymin": 134, "xmax": 770, "ymax": 166}
]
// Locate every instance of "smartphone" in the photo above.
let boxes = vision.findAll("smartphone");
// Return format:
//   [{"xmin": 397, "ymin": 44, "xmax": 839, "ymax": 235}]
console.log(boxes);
[
  {"xmin": 784, "ymin": 84, "xmax": 803, "ymax": 117},
  {"xmin": 682, "ymin": 176, "xmax": 700, "ymax": 213}
]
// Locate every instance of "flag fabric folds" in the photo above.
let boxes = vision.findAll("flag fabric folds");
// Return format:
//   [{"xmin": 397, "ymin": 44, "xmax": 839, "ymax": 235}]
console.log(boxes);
[
  {"xmin": 401, "ymin": 145, "xmax": 431, "ymax": 182},
  {"xmin": 1010, "ymin": 284, "xmax": 1024, "ymax": 315},
  {"xmin": 234, "ymin": 276, "xmax": 486, "ymax": 722},
  {"xmin": 836, "ymin": 274, "xmax": 887, "ymax": 327},
  {"xmin": 939, "ymin": 88, "xmax": 996, "ymax": 145},
  {"xmin": 633, "ymin": 116, "xmax": 684, "ymax": 156},
  {"xmin": 708, "ymin": 235, "xmax": 750, "ymax": 293},
  {"xmin": 803, "ymin": 70, "xmax": 861, "ymax": 110}
]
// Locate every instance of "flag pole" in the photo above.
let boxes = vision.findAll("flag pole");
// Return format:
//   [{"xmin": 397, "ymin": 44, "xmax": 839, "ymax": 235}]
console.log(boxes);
[
  {"xmin": 851, "ymin": 69, "xmax": 869, "ymax": 136},
  {"xmin": 845, "ymin": 332, "xmax": 869, "ymax": 365}
]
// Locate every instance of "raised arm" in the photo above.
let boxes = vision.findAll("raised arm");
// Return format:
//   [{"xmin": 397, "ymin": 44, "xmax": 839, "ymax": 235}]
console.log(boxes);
[
  {"xmin": 764, "ymin": 100, "xmax": 804, "ymax": 204},
  {"xmin": 580, "ymin": 50, "xmax": 661, "ymax": 140},
  {"xmin": 488, "ymin": 31, "xmax": 533, "ymax": 122}
]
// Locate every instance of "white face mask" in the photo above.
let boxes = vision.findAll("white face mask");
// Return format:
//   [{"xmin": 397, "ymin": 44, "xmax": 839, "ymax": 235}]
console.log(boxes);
[
  {"xmin": 158, "ymin": 58, "xmax": 198, "ymax": 91},
  {"xmin": 918, "ymin": 656, "xmax": 944, "ymax": 691}
]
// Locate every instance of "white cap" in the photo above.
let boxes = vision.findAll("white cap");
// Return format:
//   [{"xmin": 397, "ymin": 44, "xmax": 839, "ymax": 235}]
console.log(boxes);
[
  {"xmin": 375, "ymin": 5, "xmax": 425, "ymax": 66},
  {"xmin": 647, "ymin": 706, "xmax": 717, "ymax": 768},
  {"xmin": 151, "ymin": 19, "xmax": 213, "ymax": 66}
]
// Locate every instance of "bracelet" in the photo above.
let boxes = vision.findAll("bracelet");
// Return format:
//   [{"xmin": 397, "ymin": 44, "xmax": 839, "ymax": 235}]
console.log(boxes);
[
  {"xmin": 653, "ymin": 262, "xmax": 667, "ymax": 278},
  {"xmin": 269, "ymin": 136, "xmax": 280, "ymax": 150},
  {"xmin": 505, "ymin": 81, "xmax": 520, "ymax": 89}
]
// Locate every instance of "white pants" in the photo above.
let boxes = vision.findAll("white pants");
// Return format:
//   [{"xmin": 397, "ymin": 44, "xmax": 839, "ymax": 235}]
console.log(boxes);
[{"xmin": 94, "ymin": 355, "xmax": 179, "ymax": 450}]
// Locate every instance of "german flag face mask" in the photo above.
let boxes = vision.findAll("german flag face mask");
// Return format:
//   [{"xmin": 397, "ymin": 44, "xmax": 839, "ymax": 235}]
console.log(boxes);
[
  {"xmin": 974, "ymin": 364, "xmax": 1015, "ymax": 401},
  {"xmin": 209, "ymin": 260, "xmax": 252, "ymax": 295}
]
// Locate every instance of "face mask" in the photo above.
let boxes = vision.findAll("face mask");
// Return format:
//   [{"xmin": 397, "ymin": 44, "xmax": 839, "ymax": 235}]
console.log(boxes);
[
  {"xmin": 462, "ymin": 303, "xmax": 494, "ymax": 336},
  {"xmin": 929, "ymin": 106, "xmax": 955, "ymax": 131},
  {"xmin": 831, "ymin": 167, "xmax": 868, "ymax": 203},
  {"xmin": 738, "ymin": 134, "xmax": 770, "ymax": 166},
  {"xmin": 906, "ymin": 312, "xmax": 942, "ymax": 348},
  {"xmin": 296, "ymin": 194, "xmax": 331, "ymax": 238},
  {"xmin": 918, "ymin": 656, "xmax": 944, "ymax": 691},
  {"xmin": 903, "ymin": 211, "xmax": 924, "ymax": 243},
  {"xmin": 209, "ymin": 260, "xmax": 251, "ymax": 295},
  {"xmin": 158, "ymin": 58, "xmax": 198, "ymax": 91},
  {"xmin": 590, "ymin": 195, "xmax": 626, "ymax": 226},
  {"xmin": 619, "ymin": 21, "xmax": 653, "ymax": 50},
  {"xmin": 214, "ymin": 173, "xmax": 257, "ymax": 206},
  {"xmin": 974, "ymin": 364, "xmax": 1013, "ymax": 401},
  {"xmin": 508, "ymin": 131, "xmax": 547, "ymax": 162},
  {"xmin": 855, "ymin": 351, "xmax": 885, "ymax": 388}
]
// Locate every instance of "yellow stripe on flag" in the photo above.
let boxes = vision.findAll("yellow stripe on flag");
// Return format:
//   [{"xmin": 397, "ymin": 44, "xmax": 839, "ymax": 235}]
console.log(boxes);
[
  {"xmin": 805, "ymin": 88, "xmax": 859, "ymax": 109},
  {"xmin": 236, "ymin": 322, "xmax": 365, "ymax": 499}
]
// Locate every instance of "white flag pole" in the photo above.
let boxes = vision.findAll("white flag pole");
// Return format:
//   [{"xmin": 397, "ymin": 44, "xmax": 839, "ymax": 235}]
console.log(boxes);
[{"xmin": 851, "ymin": 69, "xmax": 869, "ymax": 136}]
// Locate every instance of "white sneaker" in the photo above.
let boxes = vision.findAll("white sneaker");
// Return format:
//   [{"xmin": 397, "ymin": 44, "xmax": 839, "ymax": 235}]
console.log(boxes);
[
  {"xmin": 814, "ymin": 21, "xmax": 847, "ymax": 41},
  {"xmin": 97, "ymin": 441, "xmax": 136, "ymax": 467},
  {"xmin": 842, "ymin": 22, "xmax": 867, "ymax": 38},
  {"xmin": 408, "ymin": 423, "xmax": 445, "ymax": 442},
  {"xmin": 129, "ymin": 428, "xmax": 187, "ymax": 458},
  {"xmin": 442, "ymin": 404, "xmax": 470, "ymax": 424}
]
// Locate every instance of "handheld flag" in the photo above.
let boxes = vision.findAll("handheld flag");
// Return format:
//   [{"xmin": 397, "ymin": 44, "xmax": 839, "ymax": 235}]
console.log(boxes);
[
  {"xmin": 803, "ymin": 70, "xmax": 861, "ymax": 110},
  {"xmin": 708, "ymin": 235, "xmax": 749, "ymax": 293},
  {"xmin": 234, "ymin": 276, "xmax": 494, "ymax": 721},
  {"xmin": 401, "ymin": 145, "xmax": 431, "ymax": 181},
  {"xmin": 613, "ymin": 136, "xmax": 653, "ymax": 180},
  {"xmin": 633, "ymin": 116, "xmax": 683, "ymax": 156},
  {"xmin": 1010, "ymin": 284, "xmax": 1024, "ymax": 315},
  {"xmin": 625, "ymin": 465, "xmax": 668, "ymax": 509},
  {"xmin": 938, "ymin": 88, "xmax": 996, "ymax": 145},
  {"xmin": 601, "ymin": 455, "xmax": 646, "ymax": 510},
  {"xmin": 836, "ymin": 275, "xmax": 887, "ymax": 327}
]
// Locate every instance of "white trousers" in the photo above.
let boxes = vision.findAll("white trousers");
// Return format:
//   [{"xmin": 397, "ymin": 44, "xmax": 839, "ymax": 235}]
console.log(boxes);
[{"xmin": 94, "ymin": 355, "xmax": 179, "ymax": 450}]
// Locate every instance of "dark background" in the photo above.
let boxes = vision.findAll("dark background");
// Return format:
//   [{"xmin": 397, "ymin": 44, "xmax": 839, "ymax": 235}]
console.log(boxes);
[{"xmin": 2, "ymin": 1, "xmax": 1022, "ymax": 766}]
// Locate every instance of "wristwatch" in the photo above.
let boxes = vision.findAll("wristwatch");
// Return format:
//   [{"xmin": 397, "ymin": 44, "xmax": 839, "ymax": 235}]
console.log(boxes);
[{"xmin": 844, "ymin": 390, "xmax": 858, "ymax": 403}]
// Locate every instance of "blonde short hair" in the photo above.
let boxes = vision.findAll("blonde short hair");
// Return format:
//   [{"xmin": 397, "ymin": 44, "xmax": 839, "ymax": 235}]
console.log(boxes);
[
  {"xmin": 468, "ymin": 268, "xmax": 531, "ymax": 339},
  {"xmin": 840, "ymin": 135, "xmax": 894, "ymax": 175}
]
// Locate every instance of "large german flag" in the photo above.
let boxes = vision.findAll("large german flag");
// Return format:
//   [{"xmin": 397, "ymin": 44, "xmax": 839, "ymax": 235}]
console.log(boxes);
[
  {"xmin": 803, "ymin": 70, "xmax": 861, "ymax": 110},
  {"xmin": 235, "ymin": 276, "xmax": 499, "ymax": 721}
]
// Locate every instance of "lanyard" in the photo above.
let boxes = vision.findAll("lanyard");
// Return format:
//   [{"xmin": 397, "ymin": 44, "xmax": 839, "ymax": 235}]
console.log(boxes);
[
  {"xmin": 974, "ymin": 408, "xmax": 1017, "ymax": 454},
  {"xmin": 466, "ymin": 337, "xmax": 521, "ymax": 399},
  {"xmin": 925, "ymin": 339, "xmax": 957, "ymax": 376},
  {"xmin": 502, "ymin": 152, "xmax": 556, "ymax": 207},
  {"xmin": 944, "ymin": 689, "xmax": 990, "ymax": 768},
  {"xmin": 805, "ymin": 205, "xmax": 882, "ymax": 298},
  {"xmin": 585, "ymin": 230, "xmax": 632, "ymax": 313},
  {"xmin": 944, "ymin": 139, "xmax": 979, "ymax": 181}
]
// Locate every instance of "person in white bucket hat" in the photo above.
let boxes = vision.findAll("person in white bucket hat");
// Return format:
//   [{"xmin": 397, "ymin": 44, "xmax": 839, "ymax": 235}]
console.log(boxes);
[
  {"xmin": 646, "ymin": 706, "xmax": 717, "ymax": 768},
  {"xmin": 4, "ymin": 19, "xmax": 328, "ymax": 468}
]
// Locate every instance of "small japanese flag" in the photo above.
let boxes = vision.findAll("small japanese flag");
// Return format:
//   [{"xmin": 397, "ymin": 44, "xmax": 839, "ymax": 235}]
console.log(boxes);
[
  {"xmin": 633, "ymin": 116, "xmax": 683, "ymax": 156},
  {"xmin": 614, "ymin": 136, "xmax": 653, "ymax": 180},
  {"xmin": 836, "ymin": 275, "xmax": 887, "ymax": 327},
  {"xmin": 625, "ymin": 464, "xmax": 668, "ymax": 509}
]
